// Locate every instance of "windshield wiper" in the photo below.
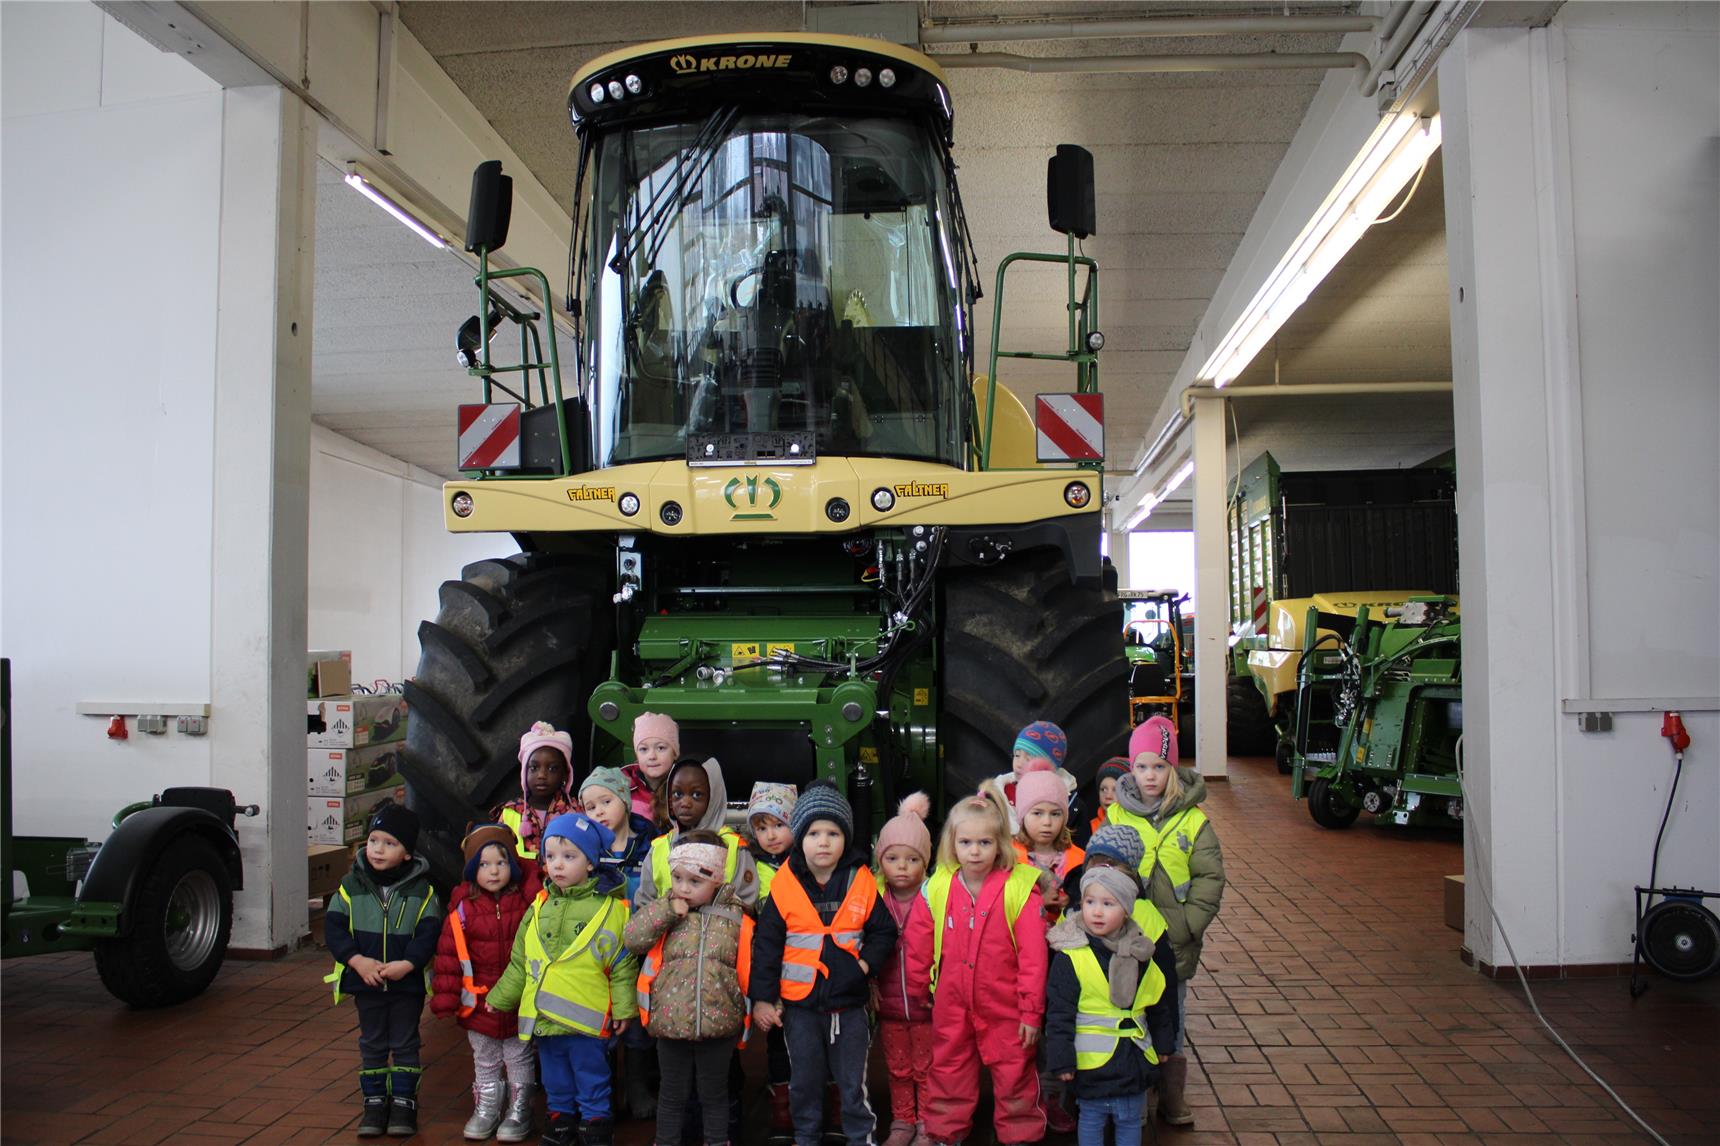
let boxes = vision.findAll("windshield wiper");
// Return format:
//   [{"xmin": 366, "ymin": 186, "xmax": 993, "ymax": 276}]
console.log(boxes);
[{"xmin": 611, "ymin": 105, "xmax": 739, "ymax": 274}]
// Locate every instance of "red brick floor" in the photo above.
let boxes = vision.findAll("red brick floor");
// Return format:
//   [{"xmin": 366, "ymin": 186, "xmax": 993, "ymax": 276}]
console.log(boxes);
[{"xmin": 4, "ymin": 754, "xmax": 1716, "ymax": 1145}]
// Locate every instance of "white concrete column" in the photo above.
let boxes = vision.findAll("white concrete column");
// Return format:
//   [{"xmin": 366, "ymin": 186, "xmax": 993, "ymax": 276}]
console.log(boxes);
[
  {"xmin": 1106, "ymin": 527, "xmax": 1132, "ymax": 589},
  {"xmin": 207, "ymin": 86, "xmax": 316, "ymax": 953},
  {"xmin": 1191, "ymin": 402, "xmax": 1228, "ymax": 777}
]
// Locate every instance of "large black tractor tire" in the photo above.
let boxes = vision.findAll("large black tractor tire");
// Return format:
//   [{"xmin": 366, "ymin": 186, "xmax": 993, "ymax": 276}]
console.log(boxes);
[
  {"xmin": 941, "ymin": 549, "xmax": 1129, "ymax": 804},
  {"xmin": 403, "ymin": 553, "xmax": 613, "ymax": 889},
  {"xmin": 93, "ymin": 833, "xmax": 234, "ymax": 1008},
  {"xmin": 1307, "ymin": 776, "xmax": 1361, "ymax": 829},
  {"xmin": 1226, "ymin": 675, "xmax": 1278, "ymax": 757}
]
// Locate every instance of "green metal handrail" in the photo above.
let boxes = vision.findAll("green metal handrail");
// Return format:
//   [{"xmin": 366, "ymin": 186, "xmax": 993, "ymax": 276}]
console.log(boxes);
[
  {"xmin": 468, "ymin": 251, "xmax": 571, "ymax": 477},
  {"xmin": 979, "ymin": 232, "xmax": 1100, "ymax": 471}
]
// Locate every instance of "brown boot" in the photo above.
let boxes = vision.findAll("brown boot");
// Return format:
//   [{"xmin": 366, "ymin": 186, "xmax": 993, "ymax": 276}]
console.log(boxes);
[{"xmin": 1160, "ymin": 1053, "xmax": 1195, "ymax": 1126}]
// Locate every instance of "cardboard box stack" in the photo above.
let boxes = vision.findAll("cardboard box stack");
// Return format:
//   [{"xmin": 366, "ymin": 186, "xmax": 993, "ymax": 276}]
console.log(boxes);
[{"xmin": 305, "ymin": 652, "xmax": 411, "ymax": 849}]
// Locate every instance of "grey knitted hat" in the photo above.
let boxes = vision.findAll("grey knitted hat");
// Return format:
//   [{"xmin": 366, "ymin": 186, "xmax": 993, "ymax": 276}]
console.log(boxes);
[
  {"xmin": 1086, "ymin": 823, "xmax": 1147, "ymax": 872},
  {"xmin": 790, "ymin": 779, "xmax": 853, "ymax": 842}
]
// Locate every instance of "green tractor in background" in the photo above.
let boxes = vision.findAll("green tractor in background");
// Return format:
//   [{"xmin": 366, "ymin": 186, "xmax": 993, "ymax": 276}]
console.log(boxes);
[
  {"xmin": 397, "ymin": 33, "xmax": 1130, "ymax": 879},
  {"xmin": 1288, "ymin": 597, "xmax": 1464, "ymax": 829}
]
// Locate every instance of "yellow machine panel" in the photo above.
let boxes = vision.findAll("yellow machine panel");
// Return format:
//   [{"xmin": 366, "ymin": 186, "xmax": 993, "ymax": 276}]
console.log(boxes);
[
  {"xmin": 1246, "ymin": 592, "xmax": 1458, "ymax": 710},
  {"xmin": 444, "ymin": 457, "xmax": 1097, "ymax": 534}
]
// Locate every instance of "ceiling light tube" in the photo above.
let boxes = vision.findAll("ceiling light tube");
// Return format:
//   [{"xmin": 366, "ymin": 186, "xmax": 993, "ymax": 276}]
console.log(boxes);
[
  {"xmin": 1197, "ymin": 112, "xmax": 1440, "ymax": 387},
  {"xmin": 344, "ymin": 167, "xmax": 447, "ymax": 250},
  {"xmin": 1120, "ymin": 458, "xmax": 1197, "ymax": 531}
]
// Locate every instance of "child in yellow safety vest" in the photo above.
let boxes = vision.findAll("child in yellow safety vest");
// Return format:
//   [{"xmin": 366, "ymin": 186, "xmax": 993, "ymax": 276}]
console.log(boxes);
[
  {"xmin": 1044, "ymin": 866, "xmax": 1177, "ymax": 1146},
  {"xmin": 429, "ymin": 823, "xmax": 542, "ymax": 1142},
  {"xmin": 1105, "ymin": 715, "xmax": 1226, "ymax": 1127},
  {"xmin": 743, "ymin": 781, "xmax": 798, "ymax": 1135},
  {"xmin": 491, "ymin": 722, "xmax": 578, "ymax": 877},
  {"xmin": 486, "ymin": 812, "xmax": 637, "ymax": 1146},
  {"xmin": 750, "ymin": 780, "xmax": 898, "ymax": 1145},
  {"xmin": 636, "ymin": 757, "xmax": 760, "ymax": 912},
  {"xmin": 622, "ymin": 830, "xmax": 754, "ymax": 1146}
]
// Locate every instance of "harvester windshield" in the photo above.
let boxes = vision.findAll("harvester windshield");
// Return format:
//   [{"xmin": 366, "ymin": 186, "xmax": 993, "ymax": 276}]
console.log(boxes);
[{"xmin": 584, "ymin": 111, "xmax": 966, "ymax": 469}]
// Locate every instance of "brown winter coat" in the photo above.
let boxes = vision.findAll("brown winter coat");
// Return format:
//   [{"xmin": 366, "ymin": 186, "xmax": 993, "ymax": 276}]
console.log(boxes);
[{"xmin": 621, "ymin": 881, "xmax": 749, "ymax": 1042}]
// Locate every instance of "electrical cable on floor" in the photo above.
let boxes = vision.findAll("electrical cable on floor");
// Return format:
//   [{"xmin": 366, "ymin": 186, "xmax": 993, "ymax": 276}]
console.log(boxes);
[{"xmin": 1454, "ymin": 736, "xmax": 1672, "ymax": 1146}]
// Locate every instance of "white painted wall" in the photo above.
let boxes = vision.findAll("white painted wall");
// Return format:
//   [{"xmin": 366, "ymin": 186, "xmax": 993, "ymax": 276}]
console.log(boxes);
[
  {"xmin": 308, "ymin": 425, "xmax": 514, "ymax": 687},
  {"xmin": 1441, "ymin": 2, "xmax": 1719, "ymax": 969},
  {"xmin": 1, "ymin": 3, "xmax": 224, "ymax": 839}
]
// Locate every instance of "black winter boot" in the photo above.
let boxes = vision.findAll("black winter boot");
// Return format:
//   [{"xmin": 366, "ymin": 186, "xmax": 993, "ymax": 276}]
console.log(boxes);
[
  {"xmin": 358, "ymin": 1069, "xmax": 390, "ymax": 1137},
  {"xmin": 578, "ymin": 1117, "xmax": 614, "ymax": 1146},
  {"xmin": 386, "ymin": 1097, "xmax": 417, "ymax": 1138},
  {"xmin": 539, "ymin": 1112, "xmax": 578, "ymax": 1146}
]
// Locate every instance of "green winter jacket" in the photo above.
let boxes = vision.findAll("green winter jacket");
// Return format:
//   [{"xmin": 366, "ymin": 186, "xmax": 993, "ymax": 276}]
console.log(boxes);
[
  {"xmin": 325, "ymin": 854, "xmax": 441, "ymax": 997},
  {"xmin": 486, "ymin": 874, "xmax": 639, "ymax": 1038},
  {"xmin": 1114, "ymin": 768, "xmax": 1225, "ymax": 981}
]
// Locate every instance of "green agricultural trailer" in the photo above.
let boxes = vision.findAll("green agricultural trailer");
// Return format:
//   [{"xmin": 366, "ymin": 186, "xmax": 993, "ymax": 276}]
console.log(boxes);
[
  {"xmin": 1227, "ymin": 450, "xmax": 1458, "ymax": 763},
  {"xmin": 1, "ymin": 659, "xmax": 254, "ymax": 1006},
  {"xmin": 397, "ymin": 33, "xmax": 1130, "ymax": 880}
]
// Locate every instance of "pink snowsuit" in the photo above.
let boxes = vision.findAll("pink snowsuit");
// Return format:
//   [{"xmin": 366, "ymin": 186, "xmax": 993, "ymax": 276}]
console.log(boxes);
[
  {"xmin": 878, "ymin": 888, "xmax": 935, "ymax": 1128},
  {"xmin": 907, "ymin": 868, "xmax": 1049, "ymax": 1144}
]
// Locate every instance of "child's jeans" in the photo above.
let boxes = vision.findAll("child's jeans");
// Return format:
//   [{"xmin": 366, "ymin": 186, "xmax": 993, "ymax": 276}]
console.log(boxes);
[
  {"xmin": 655, "ymin": 1036, "xmax": 732, "ymax": 1145},
  {"xmin": 877, "ymin": 1017, "xmax": 933, "ymax": 1126},
  {"xmin": 354, "ymin": 993, "xmax": 424, "ymax": 1099},
  {"xmin": 468, "ymin": 1029, "xmax": 536, "ymax": 1090},
  {"xmin": 1078, "ymin": 1092, "xmax": 1144, "ymax": 1146},
  {"xmin": 536, "ymin": 1033, "xmax": 612, "ymax": 1120}
]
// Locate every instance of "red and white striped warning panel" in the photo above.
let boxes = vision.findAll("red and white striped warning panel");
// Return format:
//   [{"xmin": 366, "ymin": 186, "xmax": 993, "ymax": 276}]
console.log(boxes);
[
  {"xmin": 457, "ymin": 403, "xmax": 522, "ymax": 470},
  {"xmin": 1035, "ymin": 393, "xmax": 1105, "ymax": 462}
]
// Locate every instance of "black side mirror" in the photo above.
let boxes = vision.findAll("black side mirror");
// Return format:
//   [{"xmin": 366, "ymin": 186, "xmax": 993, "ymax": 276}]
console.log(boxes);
[
  {"xmin": 466, "ymin": 160, "xmax": 513, "ymax": 253},
  {"xmin": 1047, "ymin": 144, "xmax": 1096, "ymax": 239}
]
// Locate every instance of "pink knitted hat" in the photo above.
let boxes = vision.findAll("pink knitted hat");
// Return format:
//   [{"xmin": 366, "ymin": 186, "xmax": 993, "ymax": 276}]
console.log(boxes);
[
  {"xmin": 517, "ymin": 721, "xmax": 574, "ymax": 798},
  {"xmin": 874, "ymin": 792, "xmax": 932, "ymax": 865},
  {"xmin": 1014, "ymin": 770, "xmax": 1068, "ymax": 818},
  {"xmin": 632, "ymin": 711, "xmax": 680, "ymax": 754},
  {"xmin": 1128, "ymin": 715, "xmax": 1179, "ymax": 767}
]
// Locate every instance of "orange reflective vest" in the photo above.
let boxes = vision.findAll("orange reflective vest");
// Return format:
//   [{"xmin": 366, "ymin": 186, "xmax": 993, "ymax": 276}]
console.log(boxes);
[
  {"xmin": 635, "ymin": 906, "xmax": 755, "ymax": 1045},
  {"xmin": 449, "ymin": 903, "xmax": 487, "ymax": 1018},
  {"xmin": 769, "ymin": 865, "xmax": 877, "ymax": 1001},
  {"xmin": 1013, "ymin": 841, "xmax": 1087, "ymax": 874}
]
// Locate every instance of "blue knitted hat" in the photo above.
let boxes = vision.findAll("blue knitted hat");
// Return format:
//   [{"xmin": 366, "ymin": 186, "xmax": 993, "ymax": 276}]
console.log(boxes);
[
  {"xmin": 1013, "ymin": 720, "xmax": 1068, "ymax": 770},
  {"xmin": 543, "ymin": 811, "xmax": 614, "ymax": 866}
]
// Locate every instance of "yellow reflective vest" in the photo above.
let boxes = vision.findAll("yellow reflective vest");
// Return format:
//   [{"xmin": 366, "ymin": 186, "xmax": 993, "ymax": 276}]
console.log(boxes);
[
  {"xmin": 1068, "ymin": 943, "xmax": 1164, "ymax": 1070},
  {"xmin": 1105, "ymin": 803, "xmax": 1209, "ymax": 905},
  {"xmin": 647, "ymin": 828, "xmax": 742, "ymax": 898},
  {"xmin": 923, "ymin": 864, "xmax": 1040, "ymax": 992},
  {"xmin": 517, "ymin": 891, "xmax": 629, "ymax": 1040},
  {"xmin": 499, "ymin": 807, "xmax": 537, "ymax": 860}
]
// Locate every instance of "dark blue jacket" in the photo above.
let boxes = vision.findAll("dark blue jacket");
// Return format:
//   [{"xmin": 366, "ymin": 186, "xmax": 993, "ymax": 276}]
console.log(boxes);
[
  {"xmin": 1044, "ymin": 932, "xmax": 1178, "ymax": 1098},
  {"xmin": 750, "ymin": 847, "xmax": 896, "ymax": 1014},
  {"xmin": 325, "ymin": 854, "xmax": 442, "ymax": 996}
]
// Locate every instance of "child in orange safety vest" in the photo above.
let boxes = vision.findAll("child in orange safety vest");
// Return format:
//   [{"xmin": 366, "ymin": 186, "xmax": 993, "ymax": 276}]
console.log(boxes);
[
  {"xmin": 430, "ymin": 823, "xmax": 542, "ymax": 1142},
  {"xmin": 622, "ymin": 830, "xmax": 753, "ymax": 1146},
  {"xmin": 750, "ymin": 781, "xmax": 898, "ymax": 1146}
]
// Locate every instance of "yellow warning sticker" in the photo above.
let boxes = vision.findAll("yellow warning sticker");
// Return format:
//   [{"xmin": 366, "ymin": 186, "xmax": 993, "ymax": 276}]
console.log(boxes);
[
  {"xmin": 766, "ymin": 643, "xmax": 796, "ymax": 658},
  {"xmin": 858, "ymin": 747, "xmax": 879, "ymax": 764},
  {"xmin": 731, "ymin": 642, "xmax": 761, "ymax": 659},
  {"xmin": 913, "ymin": 688, "xmax": 930, "ymax": 705}
]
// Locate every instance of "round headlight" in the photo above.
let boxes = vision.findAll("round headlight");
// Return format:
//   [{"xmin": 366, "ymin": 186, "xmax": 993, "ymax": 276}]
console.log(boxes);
[
  {"xmin": 624, "ymin": 73, "xmax": 643, "ymax": 94},
  {"xmin": 451, "ymin": 492, "xmax": 475, "ymax": 518},
  {"xmin": 829, "ymin": 65, "xmax": 849, "ymax": 84},
  {"xmin": 1086, "ymin": 330, "xmax": 1105, "ymax": 353},
  {"xmin": 878, "ymin": 68, "xmax": 897, "ymax": 88},
  {"xmin": 588, "ymin": 82, "xmax": 606, "ymax": 103},
  {"xmin": 607, "ymin": 80, "xmax": 625, "ymax": 101},
  {"xmin": 618, "ymin": 492, "xmax": 641, "ymax": 517},
  {"xmin": 871, "ymin": 487, "xmax": 895, "ymax": 512},
  {"xmin": 854, "ymin": 67, "xmax": 873, "ymax": 88},
  {"xmin": 660, "ymin": 500, "xmax": 683, "ymax": 526},
  {"xmin": 826, "ymin": 497, "xmax": 851, "ymax": 523},
  {"xmin": 1064, "ymin": 482, "xmax": 1091, "ymax": 509}
]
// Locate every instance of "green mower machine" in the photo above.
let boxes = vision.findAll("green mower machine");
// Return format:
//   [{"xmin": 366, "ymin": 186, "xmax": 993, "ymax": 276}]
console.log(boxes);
[{"xmin": 1288, "ymin": 596, "xmax": 1464, "ymax": 829}]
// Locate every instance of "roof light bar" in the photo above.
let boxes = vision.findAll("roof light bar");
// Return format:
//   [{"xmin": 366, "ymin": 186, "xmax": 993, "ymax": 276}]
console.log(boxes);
[
  {"xmin": 343, "ymin": 168, "xmax": 447, "ymax": 250},
  {"xmin": 1197, "ymin": 112, "xmax": 1441, "ymax": 387}
]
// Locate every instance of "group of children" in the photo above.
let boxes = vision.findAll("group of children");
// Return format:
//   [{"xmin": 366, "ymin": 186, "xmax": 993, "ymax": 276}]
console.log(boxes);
[{"xmin": 326, "ymin": 710, "xmax": 1225, "ymax": 1146}]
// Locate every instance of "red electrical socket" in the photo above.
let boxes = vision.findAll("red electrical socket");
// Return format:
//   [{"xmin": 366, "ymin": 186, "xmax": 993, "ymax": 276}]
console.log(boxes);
[
  {"xmin": 107, "ymin": 715, "xmax": 128, "ymax": 741},
  {"xmin": 1661, "ymin": 711, "xmax": 1690, "ymax": 754}
]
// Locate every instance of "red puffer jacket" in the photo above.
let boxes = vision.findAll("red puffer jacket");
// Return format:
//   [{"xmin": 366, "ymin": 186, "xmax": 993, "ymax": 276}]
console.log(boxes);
[{"xmin": 430, "ymin": 874, "xmax": 540, "ymax": 1040}]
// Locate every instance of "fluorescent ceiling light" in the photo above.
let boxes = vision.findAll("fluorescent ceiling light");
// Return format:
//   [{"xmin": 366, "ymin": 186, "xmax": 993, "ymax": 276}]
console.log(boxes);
[
  {"xmin": 1197, "ymin": 112, "xmax": 1441, "ymax": 387},
  {"xmin": 344, "ymin": 167, "xmax": 447, "ymax": 250},
  {"xmin": 1121, "ymin": 458, "xmax": 1196, "ymax": 531}
]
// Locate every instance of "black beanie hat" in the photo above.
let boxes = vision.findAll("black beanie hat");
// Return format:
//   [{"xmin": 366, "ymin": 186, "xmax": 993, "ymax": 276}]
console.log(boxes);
[{"xmin": 368, "ymin": 802, "xmax": 420, "ymax": 855}]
